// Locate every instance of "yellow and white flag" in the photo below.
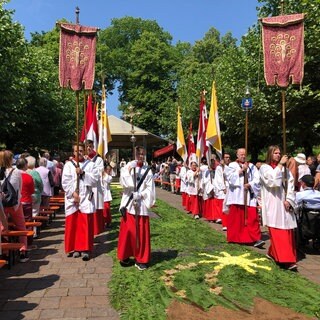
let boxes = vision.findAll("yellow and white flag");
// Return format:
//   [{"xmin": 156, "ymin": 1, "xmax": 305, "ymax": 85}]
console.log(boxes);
[
  {"xmin": 97, "ymin": 87, "xmax": 112, "ymax": 158},
  {"xmin": 206, "ymin": 81, "xmax": 222, "ymax": 158},
  {"xmin": 176, "ymin": 106, "xmax": 187, "ymax": 162}
]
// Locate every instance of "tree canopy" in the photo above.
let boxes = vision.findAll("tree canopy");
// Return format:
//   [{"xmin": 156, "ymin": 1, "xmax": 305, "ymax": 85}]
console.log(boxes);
[{"xmin": 1, "ymin": 0, "xmax": 319, "ymax": 159}]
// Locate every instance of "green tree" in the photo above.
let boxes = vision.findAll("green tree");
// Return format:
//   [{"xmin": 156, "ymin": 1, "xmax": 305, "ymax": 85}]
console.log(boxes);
[
  {"xmin": 0, "ymin": 1, "xmax": 29, "ymax": 149},
  {"xmin": 97, "ymin": 17, "xmax": 179, "ymax": 138}
]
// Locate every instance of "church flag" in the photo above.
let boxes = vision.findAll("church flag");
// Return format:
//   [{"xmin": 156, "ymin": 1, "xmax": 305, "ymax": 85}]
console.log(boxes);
[
  {"xmin": 261, "ymin": 13, "xmax": 305, "ymax": 87},
  {"xmin": 80, "ymin": 94, "xmax": 99, "ymax": 150},
  {"xmin": 187, "ymin": 121, "xmax": 196, "ymax": 165},
  {"xmin": 196, "ymin": 94, "xmax": 208, "ymax": 163},
  {"xmin": 176, "ymin": 106, "xmax": 188, "ymax": 163},
  {"xmin": 97, "ymin": 87, "xmax": 112, "ymax": 158},
  {"xmin": 59, "ymin": 23, "xmax": 99, "ymax": 91},
  {"xmin": 206, "ymin": 81, "xmax": 222, "ymax": 159}
]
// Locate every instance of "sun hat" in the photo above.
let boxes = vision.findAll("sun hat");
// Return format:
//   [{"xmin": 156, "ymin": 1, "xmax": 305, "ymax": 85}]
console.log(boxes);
[{"xmin": 294, "ymin": 153, "xmax": 306, "ymax": 164}]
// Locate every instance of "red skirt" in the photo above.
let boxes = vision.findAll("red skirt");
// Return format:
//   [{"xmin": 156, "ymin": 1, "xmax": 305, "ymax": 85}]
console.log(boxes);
[
  {"xmin": 65, "ymin": 211, "xmax": 94, "ymax": 253},
  {"xmin": 182, "ymin": 192, "xmax": 188, "ymax": 209},
  {"xmin": 93, "ymin": 209, "xmax": 104, "ymax": 235},
  {"xmin": 117, "ymin": 213, "xmax": 151, "ymax": 264},
  {"xmin": 212, "ymin": 198, "xmax": 223, "ymax": 221},
  {"xmin": 188, "ymin": 195, "xmax": 200, "ymax": 216},
  {"xmin": 268, "ymin": 227, "xmax": 296, "ymax": 263},
  {"xmin": 103, "ymin": 201, "xmax": 112, "ymax": 225},
  {"xmin": 203, "ymin": 197, "xmax": 215, "ymax": 220},
  {"xmin": 227, "ymin": 205, "xmax": 261, "ymax": 243}
]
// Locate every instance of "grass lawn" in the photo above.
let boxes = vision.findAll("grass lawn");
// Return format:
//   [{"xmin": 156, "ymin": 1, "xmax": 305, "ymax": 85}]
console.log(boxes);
[{"xmin": 107, "ymin": 187, "xmax": 320, "ymax": 320}]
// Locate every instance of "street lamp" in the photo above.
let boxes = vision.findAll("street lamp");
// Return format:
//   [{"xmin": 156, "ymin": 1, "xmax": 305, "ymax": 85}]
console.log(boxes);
[{"xmin": 241, "ymin": 85, "xmax": 253, "ymax": 153}]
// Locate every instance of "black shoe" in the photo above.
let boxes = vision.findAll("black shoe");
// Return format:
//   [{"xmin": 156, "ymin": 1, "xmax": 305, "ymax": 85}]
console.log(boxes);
[
  {"xmin": 20, "ymin": 253, "xmax": 29, "ymax": 263},
  {"xmin": 287, "ymin": 263, "xmax": 298, "ymax": 272},
  {"xmin": 82, "ymin": 252, "xmax": 90, "ymax": 261},
  {"xmin": 253, "ymin": 240, "xmax": 265, "ymax": 248},
  {"xmin": 120, "ymin": 258, "xmax": 132, "ymax": 267},
  {"xmin": 73, "ymin": 251, "xmax": 81, "ymax": 258},
  {"xmin": 265, "ymin": 253, "xmax": 274, "ymax": 261},
  {"xmin": 135, "ymin": 263, "xmax": 148, "ymax": 271},
  {"xmin": 67, "ymin": 252, "xmax": 74, "ymax": 258}
]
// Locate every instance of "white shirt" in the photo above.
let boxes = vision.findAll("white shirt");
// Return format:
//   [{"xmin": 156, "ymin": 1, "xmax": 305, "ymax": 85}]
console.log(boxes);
[
  {"xmin": 179, "ymin": 166, "xmax": 188, "ymax": 193},
  {"xmin": 259, "ymin": 163, "xmax": 297, "ymax": 229},
  {"xmin": 225, "ymin": 161, "xmax": 260, "ymax": 207},
  {"xmin": 89, "ymin": 155, "xmax": 104, "ymax": 209},
  {"xmin": 200, "ymin": 167, "xmax": 214, "ymax": 200},
  {"xmin": 214, "ymin": 165, "xmax": 229, "ymax": 200},
  {"xmin": 186, "ymin": 169, "xmax": 200, "ymax": 196},
  {"xmin": 102, "ymin": 173, "xmax": 113, "ymax": 202},
  {"xmin": 62, "ymin": 159, "xmax": 100, "ymax": 216},
  {"xmin": 120, "ymin": 164, "xmax": 155, "ymax": 217}
]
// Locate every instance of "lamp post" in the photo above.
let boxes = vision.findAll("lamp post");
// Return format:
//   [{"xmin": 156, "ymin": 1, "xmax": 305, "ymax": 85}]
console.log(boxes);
[{"xmin": 241, "ymin": 86, "xmax": 252, "ymax": 153}]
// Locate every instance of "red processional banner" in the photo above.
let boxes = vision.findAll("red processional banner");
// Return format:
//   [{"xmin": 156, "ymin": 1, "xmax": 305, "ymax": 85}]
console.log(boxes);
[
  {"xmin": 59, "ymin": 23, "xmax": 99, "ymax": 91},
  {"xmin": 261, "ymin": 13, "xmax": 305, "ymax": 88}
]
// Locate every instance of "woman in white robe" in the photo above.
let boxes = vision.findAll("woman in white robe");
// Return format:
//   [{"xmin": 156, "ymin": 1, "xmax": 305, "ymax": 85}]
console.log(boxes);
[{"xmin": 259, "ymin": 145, "xmax": 297, "ymax": 271}]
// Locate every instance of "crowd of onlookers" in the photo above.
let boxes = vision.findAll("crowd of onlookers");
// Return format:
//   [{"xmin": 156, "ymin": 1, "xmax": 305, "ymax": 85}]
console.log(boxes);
[{"xmin": 0, "ymin": 150, "xmax": 64, "ymax": 262}]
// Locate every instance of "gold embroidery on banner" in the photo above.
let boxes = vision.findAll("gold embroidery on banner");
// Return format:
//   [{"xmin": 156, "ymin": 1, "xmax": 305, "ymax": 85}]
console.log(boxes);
[
  {"xmin": 269, "ymin": 33, "xmax": 296, "ymax": 63},
  {"xmin": 66, "ymin": 41, "xmax": 90, "ymax": 69}
]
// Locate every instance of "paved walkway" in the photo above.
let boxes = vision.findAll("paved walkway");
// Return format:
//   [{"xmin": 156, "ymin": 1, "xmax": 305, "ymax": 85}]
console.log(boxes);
[
  {"xmin": 0, "ymin": 208, "xmax": 120, "ymax": 320},
  {"xmin": 0, "ymin": 187, "xmax": 319, "ymax": 320}
]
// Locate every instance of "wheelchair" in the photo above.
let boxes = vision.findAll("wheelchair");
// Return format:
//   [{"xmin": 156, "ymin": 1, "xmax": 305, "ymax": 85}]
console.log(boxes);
[{"xmin": 295, "ymin": 202, "xmax": 320, "ymax": 250}]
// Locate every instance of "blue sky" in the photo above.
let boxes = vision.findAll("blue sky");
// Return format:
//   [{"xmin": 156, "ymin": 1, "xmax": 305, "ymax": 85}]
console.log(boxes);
[{"xmin": 5, "ymin": 0, "xmax": 261, "ymax": 117}]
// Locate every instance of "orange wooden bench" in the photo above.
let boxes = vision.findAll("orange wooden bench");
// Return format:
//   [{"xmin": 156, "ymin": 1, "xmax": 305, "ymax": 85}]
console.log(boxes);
[
  {"xmin": 49, "ymin": 205, "xmax": 61, "ymax": 218},
  {"xmin": 8, "ymin": 221, "xmax": 42, "ymax": 228},
  {"xmin": 31, "ymin": 215, "xmax": 49, "ymax": 231},
  {"xmin": 0, "ymin": 242, "xmax": 24, "ymax": 268},
  {"xmin": 25, "ymin": 221, "xmax": 42, "ymax": 228},
  {"xmin": 33, "ymin": 215, "xmax": 49, "ymax": 222},
  {"xmin": 39, "ymin": 207, "xmax": 55, "ymax": 223},
  {"xmin": 0, "ymin": 259, "xmax": 7, "ymax": 269},
  {"xmin": 1, "ymin": 230, "xmax": 34, "ymax": 238}
]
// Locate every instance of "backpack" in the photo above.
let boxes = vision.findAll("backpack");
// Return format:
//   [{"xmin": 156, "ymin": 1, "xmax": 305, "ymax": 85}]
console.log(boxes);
[{"xmin": 1, "ymin": 168, "xmax": 18, "ymax": 207}]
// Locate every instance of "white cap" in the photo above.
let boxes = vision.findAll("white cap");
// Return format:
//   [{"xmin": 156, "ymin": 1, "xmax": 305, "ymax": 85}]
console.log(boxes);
[{"xmin": 294, "ymin": 153, "xmax": 306, "ymax": 164}]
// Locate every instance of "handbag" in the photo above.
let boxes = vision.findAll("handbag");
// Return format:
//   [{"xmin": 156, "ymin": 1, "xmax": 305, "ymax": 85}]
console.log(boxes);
[{"xmin": 1, "ymin": 168, "xmax": 18, "ymax": 207}]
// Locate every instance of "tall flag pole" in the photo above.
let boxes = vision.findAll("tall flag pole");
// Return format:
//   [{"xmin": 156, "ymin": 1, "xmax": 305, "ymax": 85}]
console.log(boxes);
[
  {"xmin": 187, "ymin": 121, "xmax": 196, "ymax": 165},
  {"xmin": 206, "ymin": 81, "xmax": 222, "ymax": 159},
  {"xmin": 80, "ymin": 94, "xmax": 99, "ymax": 150},
  {"xmin": 58, "ymin": 7, "xmax": 99, "ymax": 191},
  {"xmin": 97, "ymin": 85, "xmax": 112, "ymax": 159},
  {"xmin": 196, "ymin": 90, "xmax": 208, "ymax": 164},
  {"xmin": 176, "ymin": 106, "xmax": 188, "ymax": 163},
  {"xmin": 261, "ymin": 5, "xmax": 304, "ymax": 154}
]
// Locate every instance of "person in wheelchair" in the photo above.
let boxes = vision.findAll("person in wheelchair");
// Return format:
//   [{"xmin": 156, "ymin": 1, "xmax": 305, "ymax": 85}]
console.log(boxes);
[
  {"xmin": 295, "ymin": 174, "xmax": 320, "ymax": 250},
  {"xmin": 296, "ymin": 175, "xmax": 320, "ymax": 209}
]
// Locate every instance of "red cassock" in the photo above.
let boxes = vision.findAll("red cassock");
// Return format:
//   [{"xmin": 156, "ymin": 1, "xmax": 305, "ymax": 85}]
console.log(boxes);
[
  {"xmin": 93, "ymin": 209, "xmax": 104, "ymax": 235},
  {"xmin": 188, "ymin": 195, "xmax": 200, "ymax": 216},
  {"xmin": 65, "ymin": 211, "xmax": 94, "ymax": 253},
  {"xmin": 202, "ymin": 197, "xmax": 215, "ymax": 221},
  {"xmin": 268, "ymin": 227, "xmax": 296, "ymax": 263},
  {"xmin": 182, "ymin": 192, "xmax": 188, "ymax": 209},
  {"xmin": 227, "ymin": 205, "xmax": 261, "ymax": 243},
  {"xmin": 103, "ymin": 202, "xmax": 112, "ymax": 225},
  {"xmin": 117, "ymin": 213, "xmax": 150, "ymax": 264}
]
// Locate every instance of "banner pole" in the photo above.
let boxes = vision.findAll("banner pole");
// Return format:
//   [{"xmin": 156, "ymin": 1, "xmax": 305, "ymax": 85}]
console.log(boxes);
[
  {"xmin": 76, "ymin": 91, "xmax": 80, "ymax": 192},
  {"xmin": 281, "ymin": 90, "xmax": 287, "ymax": 155}
]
